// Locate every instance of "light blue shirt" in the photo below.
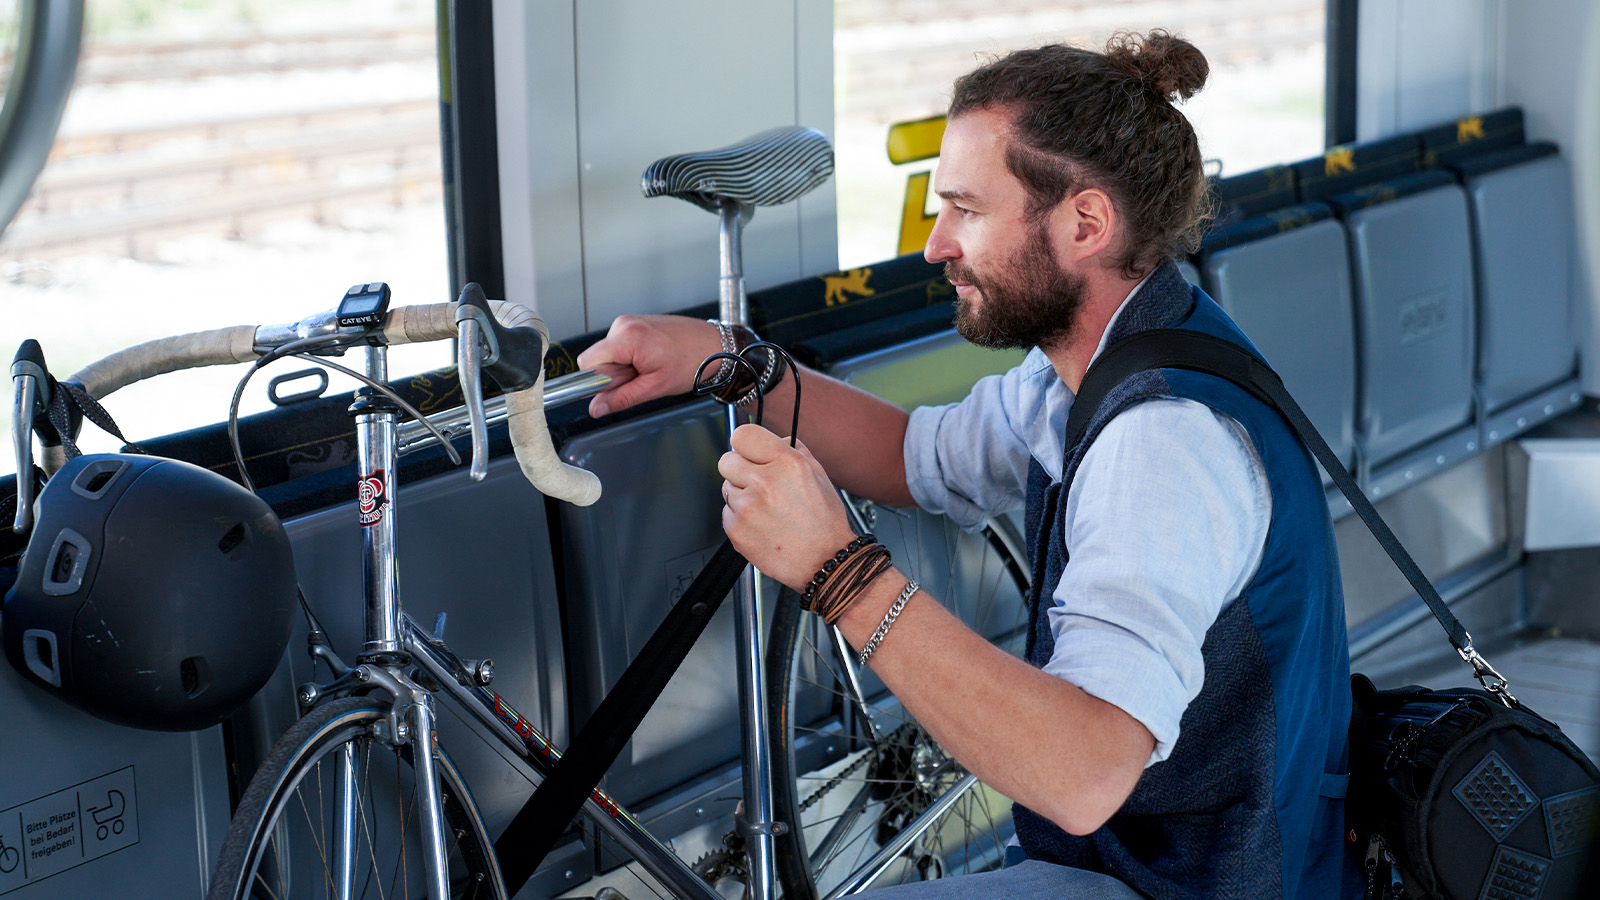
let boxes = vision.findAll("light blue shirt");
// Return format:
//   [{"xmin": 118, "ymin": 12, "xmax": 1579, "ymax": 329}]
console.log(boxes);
[{"xmin": 902, "ymin": 300, "xmax": 1271, "ymax": 765}]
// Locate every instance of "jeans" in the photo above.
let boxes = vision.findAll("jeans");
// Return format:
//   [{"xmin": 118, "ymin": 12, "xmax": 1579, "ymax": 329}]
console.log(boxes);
[{"xmin": 863, "ymin": 860, "xmax": 1144, "ymax": 899}]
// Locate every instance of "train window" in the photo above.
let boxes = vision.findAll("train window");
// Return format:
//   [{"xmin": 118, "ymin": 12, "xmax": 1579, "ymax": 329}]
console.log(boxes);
[
  {"xmin": 835, "ymin": 0, "xmax": 1330, "ymax": 268},
  {"xmin": 0, "ymin": 0, "xmax": 450, "ymax": 474}
]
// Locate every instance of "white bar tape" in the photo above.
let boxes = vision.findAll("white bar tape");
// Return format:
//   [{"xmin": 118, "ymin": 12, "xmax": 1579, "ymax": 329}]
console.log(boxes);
[
  {"xmin": 61, "ymin": 300, "xmax": 600, "ymax": 506},
  {"xmin": 70, "ymin": 325, "xmax": 259, "ymax": 399},
  {"xmin": 506, "ymin": 373, "xmax": 602, "ymax": 506},
  {"xmin": 380, "ymin": 301, "xmax": 535, "ymax": 344},
  {"xmin": 384, "ymin": 299, "xmax": 601, "ymax": 506},
  {"xmin": 382, "ymin": 302, "xmax": 456, "ymax": 344}
]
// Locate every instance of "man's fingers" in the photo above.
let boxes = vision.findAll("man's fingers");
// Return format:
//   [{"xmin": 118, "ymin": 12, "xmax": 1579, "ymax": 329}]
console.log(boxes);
[
  {"xmin": 729, "ymin": 423, "xmax": 789, "ymax": 464},
  {"xmin": 575, "ymin": 335, "xmax": 628, "ymax": 372},
  {"xmin": 717, "ymin": 449, "xmax": 758, "ymax": 489},
  {"xmin": 587, "ymin": 371, "xmax": 663, "ymax": 418},
  {"xmin": 790, "ymin": 437, "xmax": 831, "ymax": 481}
]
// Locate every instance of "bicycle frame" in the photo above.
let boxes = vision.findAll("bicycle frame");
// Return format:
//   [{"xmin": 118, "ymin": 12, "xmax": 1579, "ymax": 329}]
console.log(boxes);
[
  {"xmin": 330, "ymin": 335, "xmax": 978, "ymax": 899},
  {"xmin": 311, "ymin": 338, "xmax": 730, "ymax": 900},
  {"xmin": 9, "ymin": 291, "xmax": 984, "ymax": 899}
]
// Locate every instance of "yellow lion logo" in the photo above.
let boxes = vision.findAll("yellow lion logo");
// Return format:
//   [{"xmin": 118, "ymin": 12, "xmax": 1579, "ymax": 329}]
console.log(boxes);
[{"xmin": 823, "ymin": 268, "xmax": 875, "ymax": 307}]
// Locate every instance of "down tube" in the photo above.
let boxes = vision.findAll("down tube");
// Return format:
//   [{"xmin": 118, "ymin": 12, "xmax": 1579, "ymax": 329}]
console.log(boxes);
[{"xmin": 405, "ymin": 630, "xmax": 723, "ymax": 900}]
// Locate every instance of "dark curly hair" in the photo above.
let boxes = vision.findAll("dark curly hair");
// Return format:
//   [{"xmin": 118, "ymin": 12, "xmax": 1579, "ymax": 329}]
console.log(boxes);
[{"xmin": 949, "ymin": 30, "xmax": 1213, "ymax": 279}]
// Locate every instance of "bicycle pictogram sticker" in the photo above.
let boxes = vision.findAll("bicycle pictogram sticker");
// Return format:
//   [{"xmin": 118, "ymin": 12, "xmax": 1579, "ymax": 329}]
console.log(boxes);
[{"xmin": 0, "ymin": 833, "xmax": 19, "ymax": 873}]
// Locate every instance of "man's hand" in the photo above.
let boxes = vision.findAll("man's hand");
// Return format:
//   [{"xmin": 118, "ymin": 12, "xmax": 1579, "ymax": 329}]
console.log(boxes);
[
  {"xmin": 718, "ymin": 424, "xmax": 857, "ymax": 590},
  {"xmin": 575, "ymin": 315, "xmax": 722, "ymax": 418}
]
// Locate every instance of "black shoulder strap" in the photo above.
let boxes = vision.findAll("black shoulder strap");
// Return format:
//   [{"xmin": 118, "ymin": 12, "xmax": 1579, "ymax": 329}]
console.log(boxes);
[{"xmin": 1066, "ymin": 328, "xmax": 1477, "ymax": 658}]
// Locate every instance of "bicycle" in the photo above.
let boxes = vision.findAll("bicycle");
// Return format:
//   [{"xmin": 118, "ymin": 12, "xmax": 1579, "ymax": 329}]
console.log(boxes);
[{"xmin": 6, "ymin": 128, "xmax": 1031, "ymax": 900}]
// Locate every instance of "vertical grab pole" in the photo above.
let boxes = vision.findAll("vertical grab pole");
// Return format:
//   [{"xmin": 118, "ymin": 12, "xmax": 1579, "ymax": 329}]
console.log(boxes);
[
  {"xmin": 354, "ymin": 344, "xmax": 403, "ymax": 659},
  {"xmin": 719, "ymin": 198, "xmax": 779, "ymax": 900}
]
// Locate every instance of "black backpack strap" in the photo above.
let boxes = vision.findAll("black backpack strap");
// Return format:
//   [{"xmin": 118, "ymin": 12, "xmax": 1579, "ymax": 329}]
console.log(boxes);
[{"xmin": 1067, "ymin": 329, "xmax": 1515, "ymax": 702}]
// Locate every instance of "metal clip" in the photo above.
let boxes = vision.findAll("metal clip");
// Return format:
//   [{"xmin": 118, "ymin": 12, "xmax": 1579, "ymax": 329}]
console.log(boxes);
[{"xmin": 1457, "ymin": 636, "xmax": 1518, "ymax": 707}]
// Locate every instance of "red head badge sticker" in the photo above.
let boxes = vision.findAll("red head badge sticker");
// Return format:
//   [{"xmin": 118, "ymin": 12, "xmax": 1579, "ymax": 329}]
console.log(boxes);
[{"xmin": 358, "ymin": 470, "xmax": 388, "ymax": 526}]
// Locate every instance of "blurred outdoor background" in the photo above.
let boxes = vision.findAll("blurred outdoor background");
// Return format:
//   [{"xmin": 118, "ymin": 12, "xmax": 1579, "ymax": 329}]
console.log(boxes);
[{"xmin": 0, "ymin": 0, "xmax": 1325, "ymax": 472}]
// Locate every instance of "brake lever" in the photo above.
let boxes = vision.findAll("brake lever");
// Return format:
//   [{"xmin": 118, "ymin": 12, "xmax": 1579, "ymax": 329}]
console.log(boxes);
[
  {"xmin": 452, "ymin": 282, "xmax": 550, "ymax": 483},
  {"xmin": 454, "ymin": 314, "xmax": 490, "ymax": 482},
  {"xmin": 11, "ymin": 340, "xmax": 49, "ymax": 532}
]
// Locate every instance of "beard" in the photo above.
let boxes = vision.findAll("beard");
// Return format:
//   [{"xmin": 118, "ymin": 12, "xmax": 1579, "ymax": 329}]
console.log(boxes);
[{"xmin": 948, "ymin": 223, "xmax": 1085, "ymax": 352}]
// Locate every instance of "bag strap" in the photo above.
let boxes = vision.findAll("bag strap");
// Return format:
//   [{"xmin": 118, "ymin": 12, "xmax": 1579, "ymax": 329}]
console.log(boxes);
[{"xmin": 1067, "ymin": 327, "xmax": 1518, "ymax": 706}]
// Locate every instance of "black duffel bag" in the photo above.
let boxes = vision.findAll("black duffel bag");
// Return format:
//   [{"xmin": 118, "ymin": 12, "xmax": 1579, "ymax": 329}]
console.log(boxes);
[
  {"xmin": 1349, "ymin": 675, "xmax": 1600, "ymax": 898},
  {"xmin": 1072, "ymin": 328, "xmax": 1600, "ymax": 900}
]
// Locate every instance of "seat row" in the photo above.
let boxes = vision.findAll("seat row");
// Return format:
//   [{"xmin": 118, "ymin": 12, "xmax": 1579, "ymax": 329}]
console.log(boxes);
[{"xmin": 1182, "ymin": 106, "xmax": 1580, "ymax": 502}]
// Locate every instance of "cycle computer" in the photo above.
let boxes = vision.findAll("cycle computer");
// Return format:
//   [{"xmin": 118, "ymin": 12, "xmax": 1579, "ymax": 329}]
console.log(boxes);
[{"xmin": 338, "ymin": 282, "xmax": 391, "ymax": 328}]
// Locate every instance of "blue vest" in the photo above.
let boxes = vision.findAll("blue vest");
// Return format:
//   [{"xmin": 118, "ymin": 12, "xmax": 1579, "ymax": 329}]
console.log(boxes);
[{"xmin": 1015, "ymin": 260, "xmax": 1357, "ymax": 899}]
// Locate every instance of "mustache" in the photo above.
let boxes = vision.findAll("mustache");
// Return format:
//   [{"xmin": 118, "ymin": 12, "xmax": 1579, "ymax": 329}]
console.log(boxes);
[{"xmin": 944, "ymin": 262, "xmax": 977, "ymax": 286}]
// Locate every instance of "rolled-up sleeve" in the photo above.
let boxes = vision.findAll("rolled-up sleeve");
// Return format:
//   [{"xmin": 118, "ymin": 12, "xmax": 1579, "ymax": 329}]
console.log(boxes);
[
  {"xmin": 1041, "ymin": 399, "xmax": 1269, "ymax": 765},
  {"xmin": 903, "ymin": 350, "xmax": 1064, "ymax": 530}
]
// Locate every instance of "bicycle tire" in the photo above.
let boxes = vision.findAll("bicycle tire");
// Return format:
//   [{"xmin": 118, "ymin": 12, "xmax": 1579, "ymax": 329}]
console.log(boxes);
[
  {"xmin": 207, "ymin": 695, "xmax": 508, "ymax": 900},
  {"xmin": 768, "ymin": 506, "xmax": 1031, "ymax": 899}
]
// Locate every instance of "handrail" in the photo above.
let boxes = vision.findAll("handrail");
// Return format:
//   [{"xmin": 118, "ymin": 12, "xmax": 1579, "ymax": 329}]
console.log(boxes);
[{"xmin": 0, "ymin": 0, "xmax": 84, "ymax": 239}]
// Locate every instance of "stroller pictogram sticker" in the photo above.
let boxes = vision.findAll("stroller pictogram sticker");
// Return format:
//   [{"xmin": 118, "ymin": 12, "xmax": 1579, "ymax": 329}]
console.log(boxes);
[{"xmin": 87, "ymin": 790, "xmax": 125, "ymax": 840}]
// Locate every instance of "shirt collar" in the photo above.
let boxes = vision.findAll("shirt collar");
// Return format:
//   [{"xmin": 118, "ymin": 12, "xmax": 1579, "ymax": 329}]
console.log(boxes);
[{"xmin": 1086, "ymin": 268, "xmax": 1157, "ymax": 368}]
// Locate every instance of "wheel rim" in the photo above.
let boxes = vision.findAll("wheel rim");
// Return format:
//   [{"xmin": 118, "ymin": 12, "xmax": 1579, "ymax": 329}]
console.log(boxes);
[
  {"xmin": 770, "ymin": 504, "xmax": 1030, "ymax": 898},
  {"xmin": 229, "ymin": 704, "xmax": 503, "ymax": 900}
]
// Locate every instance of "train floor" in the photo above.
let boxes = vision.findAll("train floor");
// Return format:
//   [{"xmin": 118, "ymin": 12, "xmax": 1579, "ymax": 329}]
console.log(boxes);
[{"xmin": 1367, "ymin": 633, "xmax": 1600, "ymax": 760}]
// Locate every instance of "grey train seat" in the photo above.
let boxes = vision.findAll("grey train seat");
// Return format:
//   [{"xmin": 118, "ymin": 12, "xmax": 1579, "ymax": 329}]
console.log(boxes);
[
  {"xmin": 1457, "ymin": 144, "xmax": 1582, "ymax": 445},
  {"xmin": 266, "ymin": 455, "xmax": 584, "ymax": 893},
  {"xmin": 1199, "ymin": 166, "xmax": 1359, "ymax": 486},
  {"xmin": 1328, "ymin": 169, "xmax": 1479, "ymax": 496},
  {"xmin": 556, "ymin": 399, "xmax": 753, "ymax": 825},
  {"xmin": 0, "ymin": 672, "xmax": 229, "ymax": 899},
  {"xmin": 1418, "ymin": 108, "xmax": 1582, "ymax": 446}
]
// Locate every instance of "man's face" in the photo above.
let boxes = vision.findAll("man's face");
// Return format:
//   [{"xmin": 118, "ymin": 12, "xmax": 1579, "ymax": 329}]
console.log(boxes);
[{"xmin": 925, "ymin": 108, "xmax": 1086, "ymax": 352}]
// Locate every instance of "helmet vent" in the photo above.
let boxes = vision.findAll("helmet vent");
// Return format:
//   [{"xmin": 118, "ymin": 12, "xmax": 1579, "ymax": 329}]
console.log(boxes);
[
  {"xmin": 181, "ymin": 656, "xmax": 211, "ymax": 698},
  {"xmin": 70, "ymin": 458, "xmax": 130, "ymax": 499},
  {"xmin": 218, "ymin": 523, "xmax": 248, "ymax": 558}
]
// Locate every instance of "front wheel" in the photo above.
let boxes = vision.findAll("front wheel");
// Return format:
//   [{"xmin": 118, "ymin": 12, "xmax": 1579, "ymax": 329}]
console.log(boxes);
[
  {"xmin": 768, "ymin": 506, "xmax": 1031, "ymax": 898},
  {"xmin": 207, "ymin": 695, "xmax": 507, "ymax": 900}
]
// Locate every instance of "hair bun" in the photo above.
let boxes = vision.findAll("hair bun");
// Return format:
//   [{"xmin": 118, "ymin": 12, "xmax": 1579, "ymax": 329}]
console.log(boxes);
[{"xmin": 1106, "ymin": 29, "xmax": 1209, "ymax": 102}]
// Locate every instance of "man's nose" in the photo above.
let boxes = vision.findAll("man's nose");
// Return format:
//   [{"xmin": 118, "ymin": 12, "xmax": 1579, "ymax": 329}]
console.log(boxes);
[{"xmin": 924, "ymin": 211, "xmax": 959, "ymax": 264}]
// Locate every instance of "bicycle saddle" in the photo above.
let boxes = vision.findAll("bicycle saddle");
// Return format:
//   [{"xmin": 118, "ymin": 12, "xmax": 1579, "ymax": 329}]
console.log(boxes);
[{"xmin": 641, "ymin": 125, "xmax": 834, "ymax": 213}]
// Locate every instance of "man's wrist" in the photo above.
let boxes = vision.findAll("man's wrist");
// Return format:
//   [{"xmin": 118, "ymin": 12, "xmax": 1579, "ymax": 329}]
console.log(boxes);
[{"xmin": 835, "ymin": 568, "xmax": 908, "ymax": 647}]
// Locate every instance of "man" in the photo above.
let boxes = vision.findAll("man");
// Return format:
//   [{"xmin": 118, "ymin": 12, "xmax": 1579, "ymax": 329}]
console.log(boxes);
[{"xmin": 577, "ymin": 31, "xmax": 1353, "ymax": 899}]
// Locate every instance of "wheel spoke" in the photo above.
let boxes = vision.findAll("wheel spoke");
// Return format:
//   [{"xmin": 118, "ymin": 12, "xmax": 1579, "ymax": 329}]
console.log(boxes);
[
  {"xmin": 769, "ymin": 505, "xmax": 1030, "ymax": 898},
  {"xmin": 208, "ymin": 698, "xmax": 505, "ymax": 900}
]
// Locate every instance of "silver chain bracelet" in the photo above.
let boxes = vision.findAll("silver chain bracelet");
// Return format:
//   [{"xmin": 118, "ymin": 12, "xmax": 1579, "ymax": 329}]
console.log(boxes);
[
  {"xmin": 858, "ymin": 580, "xmax": 919, "ymax": 666},
  {"xmin": 707, "ymin": 319, "xmax": 738, "ymax": 382}
]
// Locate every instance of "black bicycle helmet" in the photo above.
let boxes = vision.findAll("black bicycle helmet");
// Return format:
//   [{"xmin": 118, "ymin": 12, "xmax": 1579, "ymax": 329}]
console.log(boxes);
[{"xmin": 3, "ymin": 453, "xmax": 297, "ymax": 731}]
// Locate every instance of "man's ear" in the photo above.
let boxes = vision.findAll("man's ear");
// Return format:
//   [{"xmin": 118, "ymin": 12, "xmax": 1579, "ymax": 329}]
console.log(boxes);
[{"xmin": 1055, "ymin": 188, "xmax": 1118, "ymax": 265}]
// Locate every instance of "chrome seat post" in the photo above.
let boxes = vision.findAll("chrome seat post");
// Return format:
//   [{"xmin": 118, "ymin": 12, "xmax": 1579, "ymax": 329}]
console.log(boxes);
[{"xmin": 717, "ymin": 196, "xmax": 780, "ymax": 900}]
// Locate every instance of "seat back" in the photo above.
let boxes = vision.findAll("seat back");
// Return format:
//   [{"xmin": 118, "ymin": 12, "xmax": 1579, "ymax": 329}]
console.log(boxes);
[
  {"xmin": 1200, "ymin": 208, "xmax": 1358, "ymax": 475},
  {"xmin": 1460, "ymin": 145, "xmax": 1579, "ymax": 425},
  {"xmin": 1335, "ymin": 171, "xmax": 1477, "ymax": 470},
  {"xmin": 557, "ymin": 401, "xmax": 749, "ymax": 807}
]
